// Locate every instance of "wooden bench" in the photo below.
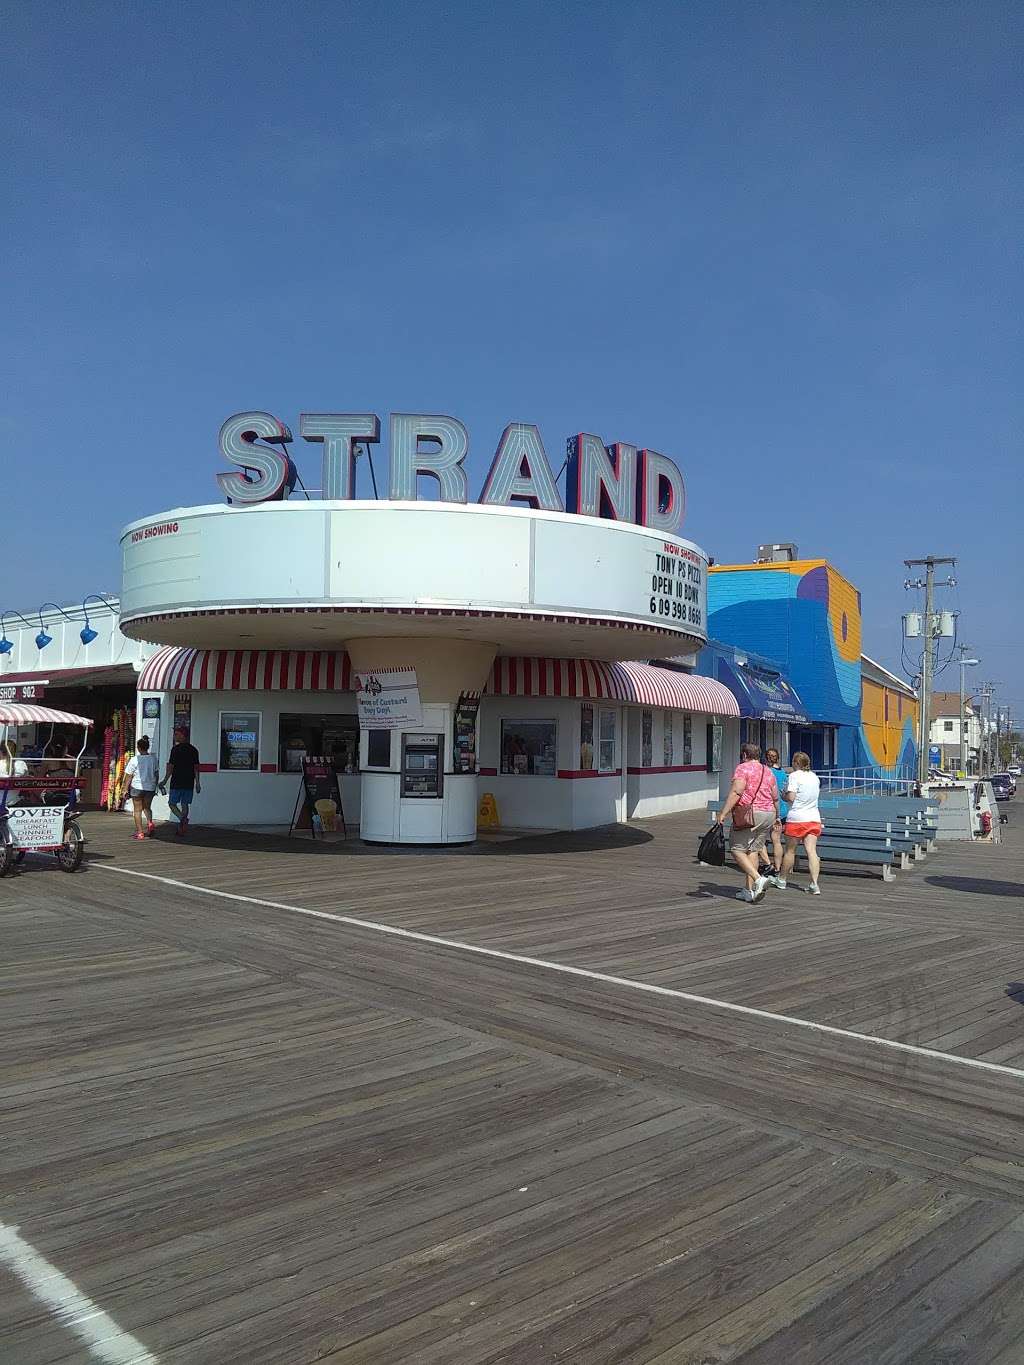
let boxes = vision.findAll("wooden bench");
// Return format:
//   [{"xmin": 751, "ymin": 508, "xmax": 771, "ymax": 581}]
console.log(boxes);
[
  {"xmin": 818, "ymin": 818, "xmax": 930, "ymax": 860},
  {"xmin": 790, "ymin": 840, "xmax": 901, "ymax": 883}
]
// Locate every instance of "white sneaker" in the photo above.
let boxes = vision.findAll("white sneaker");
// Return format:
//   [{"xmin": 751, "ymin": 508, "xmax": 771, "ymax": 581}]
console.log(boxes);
[
  {"xmin": 767, "ymin": 875, "xmax": 787, "ymax": 889},
  {"xmin": 751, "ymin": 875, "xmax": 768, "ymax": 903},
  {"xmin": 735, "ymin": 888, "xmax": 753, "ymax": 902},
  {"xmin": 807, "ymin": 882, "xmax": 821, "ymax": 895}
]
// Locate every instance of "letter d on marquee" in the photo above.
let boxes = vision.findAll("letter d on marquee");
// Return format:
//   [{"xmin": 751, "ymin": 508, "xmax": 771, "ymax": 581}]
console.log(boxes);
[{"xmin": 636, "ymin": 448, "xmax": 685, "ymax": 532}]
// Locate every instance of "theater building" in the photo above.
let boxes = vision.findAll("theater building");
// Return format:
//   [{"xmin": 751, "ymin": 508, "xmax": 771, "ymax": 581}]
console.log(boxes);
[{"xmin": 116, "ymin": 409, "xmax": 739, "ymax": 842}]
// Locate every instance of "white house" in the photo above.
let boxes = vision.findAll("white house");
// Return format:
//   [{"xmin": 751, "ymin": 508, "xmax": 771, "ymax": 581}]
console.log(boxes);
[{"xmin": 929, "ymin": 691, "xmax": 981, "ymax": 773}]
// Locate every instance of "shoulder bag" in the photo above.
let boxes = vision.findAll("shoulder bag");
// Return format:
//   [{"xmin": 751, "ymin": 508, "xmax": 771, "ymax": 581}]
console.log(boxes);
[{"xmin": 732, "ymin": 764, "xmax": 767, "ymax": 830}]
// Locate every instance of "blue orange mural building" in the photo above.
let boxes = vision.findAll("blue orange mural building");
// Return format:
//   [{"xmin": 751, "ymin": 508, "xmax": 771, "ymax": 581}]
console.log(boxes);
[{"xmin": 705, "ymin": 558, "xmax": 917, "ymax": 774}]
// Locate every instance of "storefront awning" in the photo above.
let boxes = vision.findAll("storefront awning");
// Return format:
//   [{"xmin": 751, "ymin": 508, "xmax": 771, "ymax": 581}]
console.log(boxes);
[
  {"xmin": 715, "ymin": 657, "xmax": 809, "ymax": 724},
  {"xmin": 487, "ymin": 657, "xmax": 740, "ymax": 716},
  {"xmin": 138, "ymin": 646, "xmax": 353, "ymax": 693},
  {"xmin": 0, "ymin": 663, "xmax": 140, "ymax": 690}
]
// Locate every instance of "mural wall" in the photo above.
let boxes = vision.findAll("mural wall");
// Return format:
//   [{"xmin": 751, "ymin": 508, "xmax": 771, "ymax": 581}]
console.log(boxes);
[
  {"xmin": 857, "ymin": 675, "xmax": 918, "ymax": 776},
  {"xmin": 707, "ymin": 559, "xmax": 918, "ymax": 776},
  {"xmin": 707, "ymin": 560, "xmax": 862, "ymax": 765}
]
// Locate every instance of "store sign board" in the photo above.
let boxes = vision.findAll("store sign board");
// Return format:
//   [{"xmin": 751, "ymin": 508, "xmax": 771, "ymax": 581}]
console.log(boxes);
[
  {"xmin": 354, "ymin": 668, "xmax": 422, "ymax": 730},
  {"xmin": 7, "ymin": 805, "xmax": 63, "ymax": 849},
  {"xmin": 0, "ymin": 683, "xmax": 46, "ymax": 701},
  {"xmin": 216, "ymin": 411, "xmax": 686, "ymax": 532}
]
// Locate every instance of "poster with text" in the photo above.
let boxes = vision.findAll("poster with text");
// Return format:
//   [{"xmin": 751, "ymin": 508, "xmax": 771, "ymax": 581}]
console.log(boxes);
[
  {"xmin": 8, "ymin": 805, "xmax": 64, "ymax": 849},
  {"xmin": 580, "ymin": 703, "xmax": 594, "ymax": 770},
  {"xmin": 354, "ymin": 668, "xmax": 422, "ymax": 730}
]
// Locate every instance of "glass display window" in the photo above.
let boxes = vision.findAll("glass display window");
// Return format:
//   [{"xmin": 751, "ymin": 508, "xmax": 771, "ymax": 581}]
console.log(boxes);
[
  {"xmin": 706, "ymin": 722, "xmax": 723, "ymax": 774},
  {"xmin": 501, "ymin": 719, "xmax": 557, "ymax": 776},
  {"xmin": 278, "ymin": 713, "xmax": 359, "ymax": 774},
  {"xmin": 365, "ymin": 729, "xmax": 392, "ymax": 769},
  {"xmin": 598, "ymin": 707, "xmax": 617, "ymax": 773},
  {"xmin": 219, "ymin": 711, "xmax": 261, "ymax": 772},
  {"xmin": 580, "ymin": 703, "xmax": 595, "ymax": 771}
]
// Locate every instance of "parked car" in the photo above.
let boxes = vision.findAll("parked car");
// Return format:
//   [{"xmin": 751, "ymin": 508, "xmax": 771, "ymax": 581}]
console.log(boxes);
[
  {"xmin": 993, "ymin": 771, "xmax": 1017, "ymax": 795},
  {"xmin": 990, "ymin": 775, "xmax": 1012, "ymax": 802}
]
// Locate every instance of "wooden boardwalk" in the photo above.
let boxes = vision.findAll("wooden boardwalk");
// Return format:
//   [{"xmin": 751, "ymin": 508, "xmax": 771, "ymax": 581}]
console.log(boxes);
[{"xmin": 1, "ymin": 804, "xmax": 1023, "ymax": 1362}]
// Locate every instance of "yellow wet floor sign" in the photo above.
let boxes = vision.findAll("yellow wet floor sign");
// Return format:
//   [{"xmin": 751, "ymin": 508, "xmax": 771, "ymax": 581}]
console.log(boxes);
[{"xmin": 478, "ymin": 792, "xmax": 499, "ymax": 828}]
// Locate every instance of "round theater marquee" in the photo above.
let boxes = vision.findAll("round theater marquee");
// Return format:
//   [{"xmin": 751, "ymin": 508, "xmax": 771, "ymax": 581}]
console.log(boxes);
[{"xmin": 119, "ymin": 500, "xmax": 709, "ymax": 658}]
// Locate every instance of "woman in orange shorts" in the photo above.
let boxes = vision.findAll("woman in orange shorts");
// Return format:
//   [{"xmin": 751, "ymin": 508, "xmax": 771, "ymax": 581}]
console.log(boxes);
[{"xmin": 774, "ymin": 751, "xmax": 823, "ymax": 894}]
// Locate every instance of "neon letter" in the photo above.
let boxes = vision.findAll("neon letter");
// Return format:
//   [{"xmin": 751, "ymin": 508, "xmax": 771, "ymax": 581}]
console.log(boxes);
[
  {"xmin": 636, "ymin": 448, "xmax": 686, "ymax": 532},
  {"xmin": 389, "ymin": 414, "xmax": 469, "ymax": 503},
  {"xmin": 216, "ymin": 412, "xmax": 294, "ymax": 505},
  {"xmin": 478, "ymin": 423, "xmax": 562, "ymax": 512},
  {"xmin": 565, "ymin": 435, "xmax": 637, "ymax": 522},
  {"xmin": 299, "ymin": 413, "xmax": 380, "ymax": 500}
]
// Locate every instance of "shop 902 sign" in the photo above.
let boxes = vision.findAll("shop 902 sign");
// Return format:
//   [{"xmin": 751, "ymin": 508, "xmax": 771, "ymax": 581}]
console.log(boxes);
[
  {"xmin": 648, "ymin": 546, "xmax": 704, "ymax": 627},
  {"xmin": 0, "ymin": 683, "xmax": 46, "ymax": 701}
]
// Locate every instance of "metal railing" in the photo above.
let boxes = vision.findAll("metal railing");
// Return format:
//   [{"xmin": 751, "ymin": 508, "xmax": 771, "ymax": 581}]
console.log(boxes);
[{"xmin": 817, "ymin": 765, "xmax": 917, "ymax": 797}]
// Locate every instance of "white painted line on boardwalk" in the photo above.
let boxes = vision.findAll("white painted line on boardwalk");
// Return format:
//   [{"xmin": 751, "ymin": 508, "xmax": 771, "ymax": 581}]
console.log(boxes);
[
  {"xmin": 0, "ymin": 1221, "xmax": 157, "ymax": 1364},
  {"xmin": 97, "ymin": 864, "xmax": 1024, "ymax": 1083}
]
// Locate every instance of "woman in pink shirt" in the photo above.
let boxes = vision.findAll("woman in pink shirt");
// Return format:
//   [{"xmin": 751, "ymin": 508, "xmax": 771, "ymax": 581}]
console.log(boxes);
[{"xmin": 715, "ymin": 742, "xmax": 779, "ymax": 903}]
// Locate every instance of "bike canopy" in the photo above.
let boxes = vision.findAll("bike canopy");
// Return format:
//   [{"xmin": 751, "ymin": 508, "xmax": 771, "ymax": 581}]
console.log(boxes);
[{"xmin": 0, "ymin": 705, "xmax": 94, "ymax": 727}]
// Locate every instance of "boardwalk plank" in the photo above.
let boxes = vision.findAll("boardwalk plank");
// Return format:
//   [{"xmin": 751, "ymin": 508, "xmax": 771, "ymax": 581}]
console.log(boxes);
[{"xmin": 1, "ymin": 805, "xmax": 1022, "ymax": 1363}]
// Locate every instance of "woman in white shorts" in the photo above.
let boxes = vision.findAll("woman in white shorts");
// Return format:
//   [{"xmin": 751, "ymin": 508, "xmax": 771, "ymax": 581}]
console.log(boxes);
[{"xmin": 124, "ymin": 736, "xmax": 159, "ymax": 841}]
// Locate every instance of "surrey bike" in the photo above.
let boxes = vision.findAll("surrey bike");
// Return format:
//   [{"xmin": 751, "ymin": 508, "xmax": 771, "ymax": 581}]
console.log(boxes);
[{"xmin": 0, "ymin": 704, "xmax": 92, "ymax": 877}]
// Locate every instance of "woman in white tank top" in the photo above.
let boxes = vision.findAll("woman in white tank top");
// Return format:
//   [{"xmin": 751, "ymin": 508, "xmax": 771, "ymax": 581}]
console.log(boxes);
[
  {"xmin": 124, "ymin": 736, "xmax": 160, "ymax": 841},
  {"xmin": 773, "ymin": 752, "xmax": 823, "ymax": 894}
]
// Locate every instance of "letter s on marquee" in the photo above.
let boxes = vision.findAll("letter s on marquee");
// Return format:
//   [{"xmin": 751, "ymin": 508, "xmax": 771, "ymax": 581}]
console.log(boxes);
[{"xmin": 216, "ymin": 412, "xmax": 295, "ymax": 505}]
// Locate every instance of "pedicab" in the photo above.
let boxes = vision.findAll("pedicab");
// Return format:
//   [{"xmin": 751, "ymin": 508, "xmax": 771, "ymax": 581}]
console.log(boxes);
[{"xmin": 0, "ymin": 703, "xmax": 92, "ymax": 876}]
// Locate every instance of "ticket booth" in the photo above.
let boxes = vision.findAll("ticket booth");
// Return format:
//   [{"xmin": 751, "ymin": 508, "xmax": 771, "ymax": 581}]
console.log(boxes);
[{"xmin": 359, "ymin": 704, "xmax": 477, "ymax": 845}]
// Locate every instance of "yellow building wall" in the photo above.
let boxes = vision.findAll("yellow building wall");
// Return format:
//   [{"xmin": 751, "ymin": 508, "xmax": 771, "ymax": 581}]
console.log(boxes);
[{"xmin": 862, "ymin": 676, "xmax": 918, "ymax": 768}]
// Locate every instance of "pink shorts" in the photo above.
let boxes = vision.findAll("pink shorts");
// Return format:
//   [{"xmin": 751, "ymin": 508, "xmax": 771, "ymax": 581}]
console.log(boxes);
[{"xmin": 785, "ymin": 820, "xmax": 823, "ymax": 839}]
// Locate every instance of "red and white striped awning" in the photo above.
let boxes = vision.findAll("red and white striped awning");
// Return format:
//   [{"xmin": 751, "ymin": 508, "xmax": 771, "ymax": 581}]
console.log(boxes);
[
  {"xmin": 138, "ymin": 646, "xmax": 353, "ymax": 693},
  {"xmin": 487, "ymin": 657, "xmax": 740, "ymax": 716},
  {"xmin": 0, "ymin": 705, "xmax": 94, "ymax": 726}
]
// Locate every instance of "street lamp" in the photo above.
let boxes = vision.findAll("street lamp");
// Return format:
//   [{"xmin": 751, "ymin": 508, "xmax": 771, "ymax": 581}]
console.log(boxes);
[
  {"xmin": 959, "ymin": 655, "xmax": 979, "ymax": 775},
  {"xmin": 0, "ymin": 610, "xmax": 36, "ymax": 656},
  {"xmin": 79, "ymin": 593, "xmax": 118, "ymax": 646},
  {"xmin": 36, "ymin": 602, "xmax": 80, "ymax": 651}
]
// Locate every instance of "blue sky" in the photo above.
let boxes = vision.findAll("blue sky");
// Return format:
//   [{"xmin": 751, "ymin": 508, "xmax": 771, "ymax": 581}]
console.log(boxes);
[{"xmin": 4, "ymin": 1, "xmax": 1021, "ymax": 711}]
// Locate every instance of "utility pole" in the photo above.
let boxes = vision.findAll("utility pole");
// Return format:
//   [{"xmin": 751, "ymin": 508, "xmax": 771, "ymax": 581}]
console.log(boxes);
[
  {"xmin": 904, "ymin": 556, "xmax": 957, "ymax": 784},
  {"xmin": 978, "ymin": 683, "xmax": 1000, "ymax": 776},
  {"xmin": 957, "ymin": 646, "xmax": 980, "ymax": 777}
]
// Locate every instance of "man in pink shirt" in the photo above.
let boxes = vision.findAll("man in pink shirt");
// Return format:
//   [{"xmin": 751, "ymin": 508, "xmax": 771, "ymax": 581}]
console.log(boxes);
[{"xmin": 714, "ymin": 742, "xmax": 780, "ymax": 903}]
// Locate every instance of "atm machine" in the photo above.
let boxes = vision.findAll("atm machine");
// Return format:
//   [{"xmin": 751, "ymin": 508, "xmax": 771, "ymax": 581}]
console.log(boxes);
[{"xmin": 400, "ymin": 733, "xmax": 443, "ymax": 799}]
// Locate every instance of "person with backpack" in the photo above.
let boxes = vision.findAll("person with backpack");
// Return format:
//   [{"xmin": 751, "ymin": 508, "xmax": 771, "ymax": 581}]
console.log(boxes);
[{"xmin": 714, "ymin": 741, "xmax": 779, "ymax": 903}]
